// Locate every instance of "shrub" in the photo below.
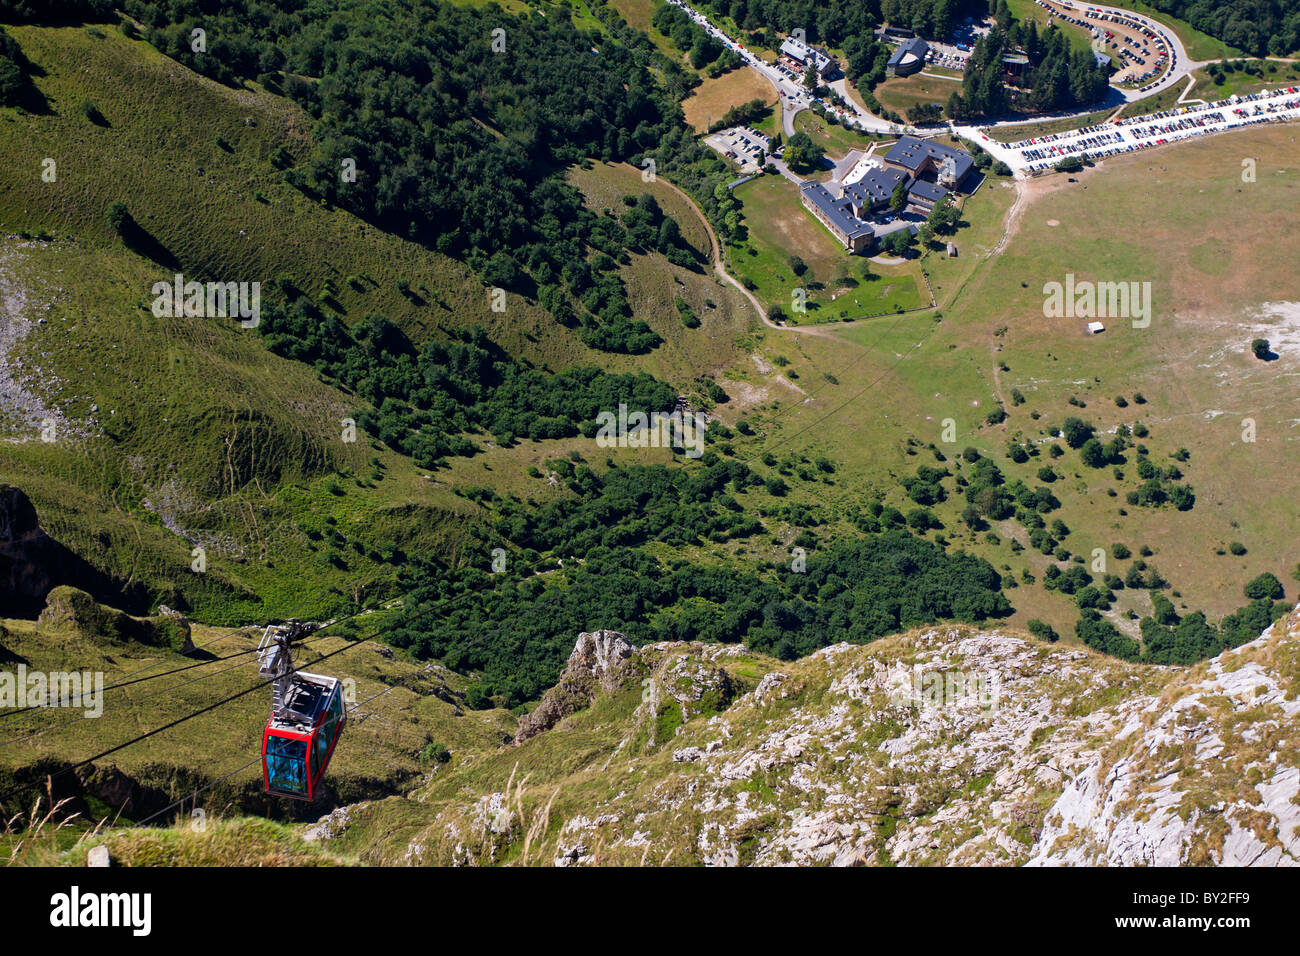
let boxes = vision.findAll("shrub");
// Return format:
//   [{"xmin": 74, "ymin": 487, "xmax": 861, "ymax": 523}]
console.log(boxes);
[
  {"xmin": 1244, "ymin": 572, "xmax": 1283, "ymax": 600},
  {"xmin": 105, "ymin": 200, "xmax": 130, "ymax": 234},
  {"xmin": 1026, "ymin": 619, "xmax": 1058, "ymax": 642}
]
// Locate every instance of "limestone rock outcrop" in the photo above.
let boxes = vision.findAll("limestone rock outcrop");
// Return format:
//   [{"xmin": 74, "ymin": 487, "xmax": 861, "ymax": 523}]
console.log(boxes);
[{"xmin": 513, "ymin": 630, "xmax": 642, "ymax": 744}]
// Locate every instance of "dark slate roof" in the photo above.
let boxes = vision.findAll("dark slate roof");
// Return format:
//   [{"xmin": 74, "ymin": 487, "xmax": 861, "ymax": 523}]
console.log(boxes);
[
  {"xmin": 843, "ymin": 166, "xmax": 907, "ymax": 207},
  {"xmin": 883, "ymin": 135, "xmax": 974, "ymax": 183},
  {"xmin": 887, "ymin": 37, "xmax": 928, "ymax": 67},
  {"xmin": 907, "ymin": 179, "xmax": 950, "ymax": 203},
  {"xmin": 800, "ymin": 183, "xmax": 873, "ymax": 240}
]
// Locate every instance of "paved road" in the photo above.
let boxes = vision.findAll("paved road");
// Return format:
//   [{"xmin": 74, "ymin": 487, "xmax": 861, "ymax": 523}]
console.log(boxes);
[
  {"xmin": 1049, "ymin": 0, "xmax": 1198, "ymax": 101},
  {"xmin": 672, "ymin": 0, "xmax": 1214, "ymax": 147},
  {"xmin": 666, "ymin": 0, "xmax": 909, "ymax": 137}
]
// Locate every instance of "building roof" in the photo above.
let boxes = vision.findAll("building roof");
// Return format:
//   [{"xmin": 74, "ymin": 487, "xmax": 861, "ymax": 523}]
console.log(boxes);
[
  {"xmin": 800, "ymin": 183, "xmax": 874, "ymax": 241},
  {"xmin": 907, "ymin": 179, "xmax": 950, "ymax": 204},
  {"xmin": 780, "ymin": 37, "xmax": 833, "ymax": 73},
  {"xmin": 883, "ymin": 135, "xmax": 974, "ymax": 183},
  {"xmin": 842, "ymin": 166, "xmax": 907, "ymax": 207},
  {"xmin": 888, "ymin": 36, "xmax": 928, "ymax": 67}
]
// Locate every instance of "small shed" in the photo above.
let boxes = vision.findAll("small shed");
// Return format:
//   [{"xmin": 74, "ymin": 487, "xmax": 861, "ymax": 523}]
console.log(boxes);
[
  {"xmin": 1087, "ymin": 321, "xmax": 1106, "ymax": 334},
  {"xmin": 946, "ymin": 241, "xmax": 958, "ymax": 257}
]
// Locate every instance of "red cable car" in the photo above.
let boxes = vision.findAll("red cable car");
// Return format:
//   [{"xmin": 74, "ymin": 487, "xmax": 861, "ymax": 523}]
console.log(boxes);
[{"xmin": 257, "ymin": 623, "xmax": 347, "ymax": 801}]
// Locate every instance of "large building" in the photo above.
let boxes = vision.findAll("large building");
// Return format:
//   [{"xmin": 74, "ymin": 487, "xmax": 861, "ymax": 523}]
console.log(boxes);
[
  {"xmin": 799, "ymin": 182, "xmax": 875, "ymax": 253},
  {"xmin": 799, "ymin": 137, "xmax": 976, "ymax": 254},
  {"xmin": 780, "ymin": 36, "xmax": 842, "ymax": 80},
  {"xmin": 887, "ymin": 37, "xmax": 929, "ymax": 77},
  {"xmin": 882, "ymin": 135, "xmax": 975, "ymax": 189},
  {"xmin": 841, "ymin": 166, "xmax": 908, "ymax": 215}
]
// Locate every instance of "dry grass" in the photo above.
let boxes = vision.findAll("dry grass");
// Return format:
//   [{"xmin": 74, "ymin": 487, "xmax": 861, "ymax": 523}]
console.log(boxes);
[
  {"xmin": 682, "ymin": 69, "xmax": 779, "ymax": 134},
  {"xmin": 875, "ymin": 72, "xmax": 963, "ymax": 119}
]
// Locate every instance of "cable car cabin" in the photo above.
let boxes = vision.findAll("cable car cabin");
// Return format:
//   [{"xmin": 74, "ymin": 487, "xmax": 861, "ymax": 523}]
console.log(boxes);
[{"xmin": 262, "ymin": 671, "xmax": 346, "ymax": 800}]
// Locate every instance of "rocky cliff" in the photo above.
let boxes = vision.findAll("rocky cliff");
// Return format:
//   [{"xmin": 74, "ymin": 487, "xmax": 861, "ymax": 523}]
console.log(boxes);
[{"xmin": 324, "ymin": 606, "xmax": 1300, "ymax": 866}]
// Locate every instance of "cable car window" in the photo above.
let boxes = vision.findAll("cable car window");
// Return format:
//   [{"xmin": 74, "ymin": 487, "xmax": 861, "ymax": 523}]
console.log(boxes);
[
  {"xmin": 266, "ymin": 735, "xmax": 308, "ymax": 796},
  {"xmin": 311, "ymin": 689, "xmax": 342, "ymax": 782}
]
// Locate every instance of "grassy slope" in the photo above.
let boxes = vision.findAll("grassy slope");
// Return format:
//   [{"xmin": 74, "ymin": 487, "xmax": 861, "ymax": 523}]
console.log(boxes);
[
  {"xmin": 875, "ymin": 72, "xmax": 964, "ymax": 118},
  {"xmin": 682, "ymin": 67, "xmax": 778, "ymax": 133},
  {"xmin": 792, "ymin": 109, "xmax": 890, "ymax": 159},
  {"xmin": 727, "ymin": 125, "xmax": 1300, "ymax": 638},
  {"xmin": 0, "ymin": 26, "xmax": 755, "ymax": 622}
]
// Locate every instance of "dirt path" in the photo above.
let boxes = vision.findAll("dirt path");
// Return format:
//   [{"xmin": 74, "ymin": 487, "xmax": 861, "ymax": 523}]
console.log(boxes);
[
  {"xmin": 988, "ymin": 177, "xmax": 1031, "ymax": 259},
  {"xmin": 658, "ymin": 168, "xmax": 1030, "ymax": 346},
  {"xmin": 653, "ymin": 174, "xmax": 874, "ymax": 344}
]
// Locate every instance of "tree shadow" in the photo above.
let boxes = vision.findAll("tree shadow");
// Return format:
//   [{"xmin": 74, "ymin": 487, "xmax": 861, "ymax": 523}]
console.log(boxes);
[
  {"xmin": 80, "ymin": 101, "xmax": 110, "ymax": 127},
  {"xmin": 120, "ymin": 220, "xmax": 181, "ymax": 270},
  {"xmin": 9, "ymin": 81, "xmax": 52, "ymax": 116}
]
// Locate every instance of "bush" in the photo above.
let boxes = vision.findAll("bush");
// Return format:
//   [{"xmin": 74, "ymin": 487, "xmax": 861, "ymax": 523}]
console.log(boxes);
[
  {"xmin": 1061, "ymin": 417, "xmax": 1094, "ymax": 449},
  {"xmin": 464, "ymin": 684, "xmax": 493, "ymax": 710},
  {"xmin": 105, "ymin": 200, "xmax": 130, "ymax": 234},
  {"xmin": 1026, "ymin": 619, "xmax": 1059, "ymax": 642},
  {"xmin": 1244, "ymin": 572, "xmax": 1283, "ymax": 600}
]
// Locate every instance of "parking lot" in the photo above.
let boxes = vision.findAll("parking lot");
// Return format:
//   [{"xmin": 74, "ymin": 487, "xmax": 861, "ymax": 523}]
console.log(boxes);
[
  {"xmin": 704, "ymin": 125, "xmax": 772, "ymax": 173},
  {"xmin": 1037, "ymin": 0, "xmax": 1176, "ymax": 92},
  {"xmin": 989, "ymin": 86, "xmax": 1300, "ymax": 172}
]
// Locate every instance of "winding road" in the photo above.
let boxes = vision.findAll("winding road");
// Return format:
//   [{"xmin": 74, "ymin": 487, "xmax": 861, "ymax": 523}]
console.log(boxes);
[{"xmin": 671, "ymin": 0, "xmax": 1221, "ymax": 151}]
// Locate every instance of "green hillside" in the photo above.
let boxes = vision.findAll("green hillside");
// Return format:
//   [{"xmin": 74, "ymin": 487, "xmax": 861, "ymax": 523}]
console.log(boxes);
[
  {"xmin": 0, "ymin": 0, "xmax": 1298, "ymax": 873},
  {"xmin": 0, "ymin": 22, "xmax": 755, "ymax": 624}
]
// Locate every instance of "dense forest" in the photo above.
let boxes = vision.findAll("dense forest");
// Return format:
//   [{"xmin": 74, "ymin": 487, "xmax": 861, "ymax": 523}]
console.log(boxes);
[
  {"xmin": 1147, "ymin": 0, "xmax": 1300, "ymax": 56},
  {"xmin": 258, "ymin": 305, "xmax": 680, "ymax": 467},
  {"xmin": 37, "ymin": 0, "xmax": 723, "ymax": 352},
  {"xmin": 693, "ymin": 0, "xmax": 981, "ymax": 47},
  {"xmin": 949, "ymin": 12, "xmax": 1110, "ymax": 118},
  {"xmin": 391, "ymin": 485, "xmax": 1011, "ymax": 704}
]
